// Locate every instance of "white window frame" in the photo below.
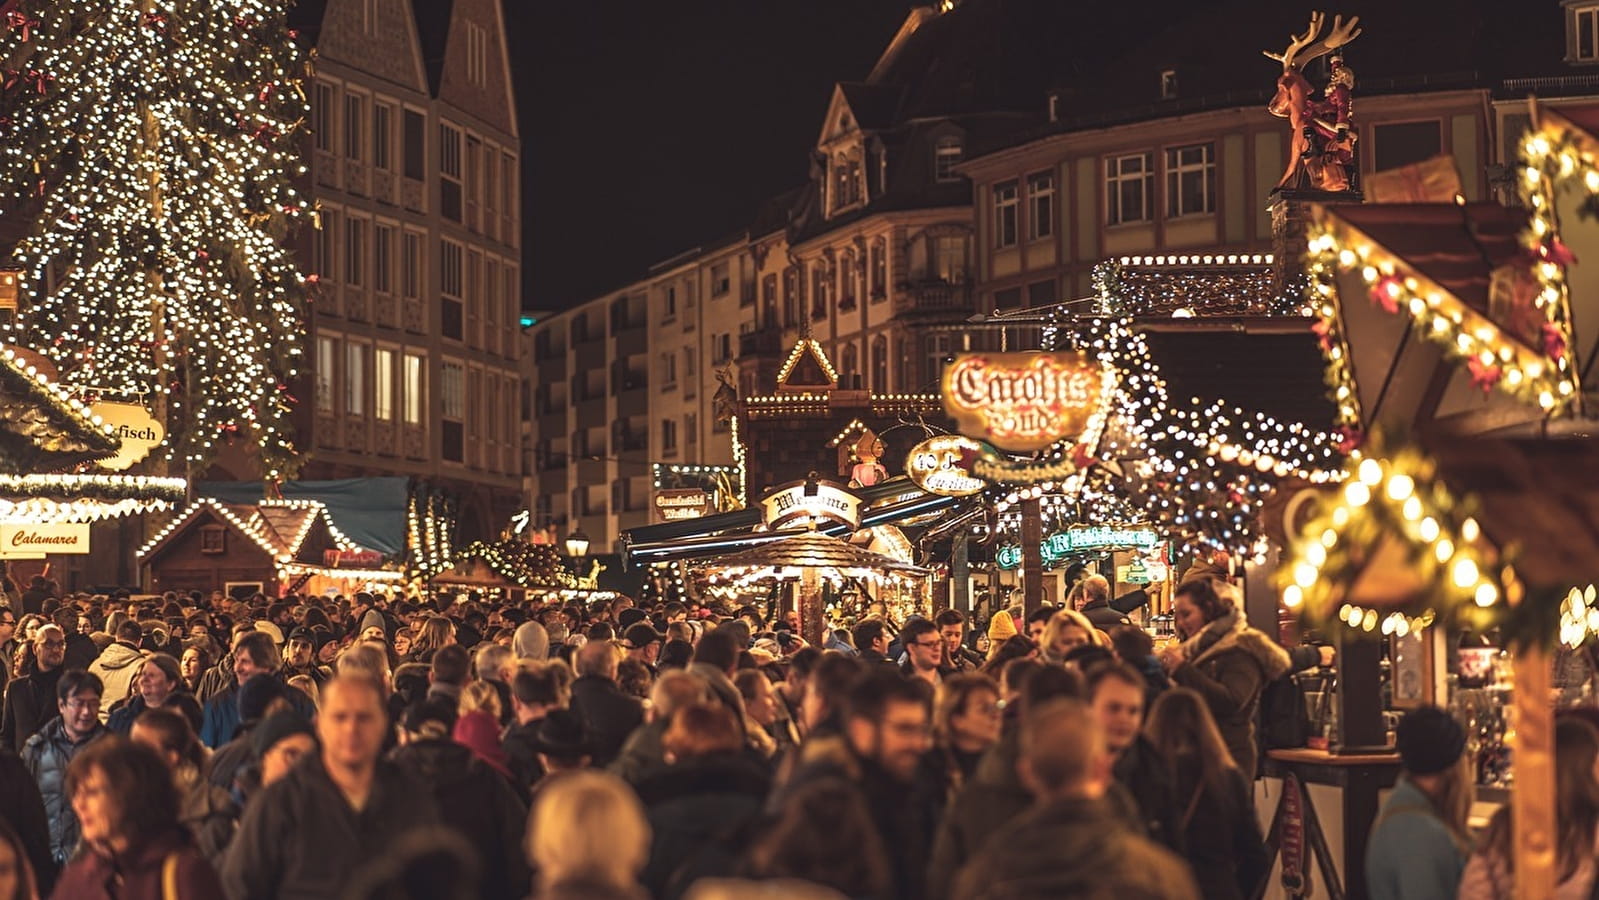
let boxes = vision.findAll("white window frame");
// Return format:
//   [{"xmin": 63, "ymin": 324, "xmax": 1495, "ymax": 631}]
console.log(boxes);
[
  {"xmin": 374, "ymin": 346, "xmax": 395, "ymax": 421},
  {"xmin": 934, "ymin": 137, "xmax": 963, "ymax": 182},
  {"xmin": 993, "ymin": 181, "xmax": 1018, "ymax": 249},
  {"xmin": 1164, "ymin": 142, "xmax": 1216, "ymax": 219},
  {"xmin": 345, "ymin": 341, "xmax": 368, "ymax": 416},
  {"xmin": 343, "ymin": 91, "xmax": 366, "ymax": 162},
  {"xmin": 1578, "ymin": 5, "xmax": 1599, "ymax": 61},
  {"xmin": 1106, "ymin": 152, "xmax": 1154, "ymax": 226},
  {"xmin": 441, "ymin": 239, "xmax": 463, "ymax": 298},
  {"xmin": 403, "ymin": 352, "xmax": 424, "ymax": 425},
  {"xmin": 1027, "ymin": 172, "xmax": 1054, "ymax": 241},
  {"xmin": 315, "ymin": 335, "xmax": 337, "ymax": 412},
  {"xmin": 373, "ymin": 223, "xmax": 394, "ymax": 295},
  {"xmin": 372, "ymin": 101, "xmax": 393, "ymax": 171},
  {"xmin": 441, "ymin": 360, "xmax": 465, "ymax": 420}
]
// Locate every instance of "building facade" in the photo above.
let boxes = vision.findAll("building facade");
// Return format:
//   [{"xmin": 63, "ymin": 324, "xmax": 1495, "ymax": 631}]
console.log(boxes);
[{"xmin": 243, "ymin": 0, "xmax": 523, "ymax": 543}]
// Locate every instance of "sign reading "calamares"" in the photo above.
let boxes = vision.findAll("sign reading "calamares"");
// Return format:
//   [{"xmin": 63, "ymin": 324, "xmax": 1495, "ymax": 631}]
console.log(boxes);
[
  {"xmin": 941, "ymin": 352, "xmax": 1110, "ymax": 452},
  {"xmin": 0, "ymin": 523, "xmax": 90, "ymax": 558}
]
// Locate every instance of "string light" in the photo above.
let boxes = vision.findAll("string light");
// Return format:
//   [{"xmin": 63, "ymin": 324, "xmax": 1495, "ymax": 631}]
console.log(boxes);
[{"xmin": 0, "ymin": 0, "xmax": 313, "ymax": 480}]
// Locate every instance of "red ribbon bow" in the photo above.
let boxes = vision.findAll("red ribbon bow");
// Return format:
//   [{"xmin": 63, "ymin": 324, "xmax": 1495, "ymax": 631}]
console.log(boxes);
[
  {"xmin": 1334, "ymin": 427, "xmax": 1363, "ymax": 454},
  {"xmin": 143, "ymin": 11, "xmax": 167, "ymax": 29},
  {"xmin": 1368, "ymin": 275, "xmax": 1403, "ymax": 314},
  {"xmin": 1311, "ymin": 318, "xmax": 1334, "ymax": 353},
  {"xmin": 1537, "ymin": 237, "xmax": 1578, "ymax": 268},
  {"xmin": 1467, "ymin": 358, "xmax": 1501, "ymax": 393},
  {"xmin": 1542, "ymin": 321, "xmax": 1568, "ymax": 361}
]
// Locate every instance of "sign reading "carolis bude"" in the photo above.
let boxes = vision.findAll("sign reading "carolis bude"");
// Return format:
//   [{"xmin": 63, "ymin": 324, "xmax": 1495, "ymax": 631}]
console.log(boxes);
[
  {"xmin": 941, "ymin": 352, "xmax": 1110, "ymax": 452},
  {"xmin": 89, "ymin": 402, "xmax": 165, "ymax": 471},
  {"xmin": 905, "ymin": 435, "xmax": 987, "ymax": 497},
  {"xmin": 761, "ymin": 480, "xmax": 861, "ymax": 531},
  {"xmin": 0, "ymin": 523, "xmax": 90, "ymax": 558}
]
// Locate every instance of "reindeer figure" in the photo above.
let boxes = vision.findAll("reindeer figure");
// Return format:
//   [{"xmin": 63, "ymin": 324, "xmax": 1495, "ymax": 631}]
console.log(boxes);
[{"xmin": 1265, "ymin": 12, "xmax": 1362, "ymax": 192}]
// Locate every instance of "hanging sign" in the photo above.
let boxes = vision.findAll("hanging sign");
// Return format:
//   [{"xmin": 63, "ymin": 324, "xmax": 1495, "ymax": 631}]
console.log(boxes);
[
  {"xmin": 322, "ymin": 549, "xmax": 386, "ymax": 569},
  {"xmin": 761, "ymin": 479, "xmax": 861, "ymax": 531},
  {"xmin": 942, "ymin": 351, "xmax": 1111, "ymax": 452},
  {"xmin": 89, "ymin": 402, "xmax": 165, "ymax": 471},
  {"xmin": 655, "ymin": 489, "xmax": 710, "ymax": 522},
  {"xmin": 1061, "ymin": 524, "xmax": 1159, "ymax": 553},
  {"xmin": 0, "ymin": 523, "xmax": 90, "ymax": 557},
  {"xmin": 996, "ymin": 532, "xmax": 1076, "ymax": 571},
  {"xmin": 905, "ymin": 435, "xmax": 987, "ymax": 497}
]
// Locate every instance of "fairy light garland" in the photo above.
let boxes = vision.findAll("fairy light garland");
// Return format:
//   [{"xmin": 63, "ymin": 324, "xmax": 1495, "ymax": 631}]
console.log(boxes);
[
  {"xmin": 1278, "ymin": 432, "xmax": 1505, "ymax": 637},
  {"xmin": 1515, "ymin": 109, "xmax": 1587, "ymax": 414},
  {"xmin": 1560, "ymin": 585, "xmax": 1599, "ymax": 649},
  {"xmin": 774, "ymin": 339, "xmax": 839, "ymax": 385},
  {"xmin": 0, "ymin": 0, "xmax": 313, "ymax": 480}
]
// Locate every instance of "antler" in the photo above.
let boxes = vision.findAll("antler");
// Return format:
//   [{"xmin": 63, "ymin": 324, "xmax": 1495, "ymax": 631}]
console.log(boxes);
[
  {"xmin": 1263, "ymin": 12, "xmax": 1324, "ymax": 70},
  {"xmin": 1264, "ymin": 13, "xmax": 1363, "ymax": 70}
]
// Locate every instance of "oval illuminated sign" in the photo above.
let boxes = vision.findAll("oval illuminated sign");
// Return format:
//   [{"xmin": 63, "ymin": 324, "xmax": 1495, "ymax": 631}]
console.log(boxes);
[
  {"xmin": 905, "ymin": 435, "xmax": 987, "ymax": 497},
  {"xmin": 942, "ymin": 351, "xmax": 1112, "ymax": 452}
]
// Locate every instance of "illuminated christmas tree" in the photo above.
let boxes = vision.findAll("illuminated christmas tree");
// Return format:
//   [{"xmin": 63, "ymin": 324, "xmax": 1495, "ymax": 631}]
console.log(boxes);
[{"xmin": 0, "ymin": 0, "xmax": 312, "ymax": 480}]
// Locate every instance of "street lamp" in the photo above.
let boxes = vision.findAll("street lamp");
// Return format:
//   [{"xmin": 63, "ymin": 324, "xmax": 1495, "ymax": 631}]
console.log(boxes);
[{"xmin": 565, "ymin": 523, "xmax": 590, "ymax": 575}]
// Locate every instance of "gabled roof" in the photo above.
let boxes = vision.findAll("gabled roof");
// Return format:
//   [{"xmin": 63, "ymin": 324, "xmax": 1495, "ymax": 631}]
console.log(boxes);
[
  {"xmin": 776, "ymin": 339, "xmax": 839, "ymax": 390},
  {"xmin": 1329, "ymin": 203, "xmax": 1528, "ymax": 318},
  {"xmin": 138, "ymin": 498, "xmax": 363, "ymax": 563},
  {"xmin": 837, "ymin": 82, "xmax": 904, "ymax": 131},
  {"xmin": 0, "ymin": 345, "xmax": 119, "ymax": 474}
]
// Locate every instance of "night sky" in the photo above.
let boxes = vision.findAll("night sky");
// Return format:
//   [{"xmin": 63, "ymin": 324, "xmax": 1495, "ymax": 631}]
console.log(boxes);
[{"xmin": 508, "ymin": 0, "xmax": 914, "ymax": 311}]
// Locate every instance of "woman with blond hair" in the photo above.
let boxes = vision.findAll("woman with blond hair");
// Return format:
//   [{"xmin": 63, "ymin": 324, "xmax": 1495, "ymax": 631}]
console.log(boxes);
[
  {"xmin": 1145, "ymin": 687, "xmax": 1268, "ymax": 899},
  {"xmin": 527, "ymin": 770, "xmax": 650, "ymax": 899},
  {"xmin": 1039, "ymin": 608, "xmax": 1101, "ymax": 665},
  {"xmin": 405, "ymin": 615, "xmax": 456, "ymax": 664}
]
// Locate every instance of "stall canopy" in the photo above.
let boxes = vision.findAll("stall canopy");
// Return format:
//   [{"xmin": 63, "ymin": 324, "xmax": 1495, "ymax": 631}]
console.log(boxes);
[{"xmin": 197, "ymin": 478, "xmax": 408, "ymax": 554}]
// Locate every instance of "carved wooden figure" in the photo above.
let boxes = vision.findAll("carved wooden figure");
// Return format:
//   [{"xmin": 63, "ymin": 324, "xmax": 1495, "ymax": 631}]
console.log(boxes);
[{"xmin": 1264, "ymin": 12, "xmax": 1363, "ymax": 192}]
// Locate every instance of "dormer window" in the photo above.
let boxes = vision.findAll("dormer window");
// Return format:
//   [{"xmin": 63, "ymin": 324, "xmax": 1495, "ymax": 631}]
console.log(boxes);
[
  {"xmin": 1160, "ymin": 69, "xmax": 1178, "ymax": 99},
  {"xmin": 934, "ymin": 137, "xmax": 963, "ymax": 181},
  {"xmin": 832, "ymin": 153, "xmax": 862, "ymax": 212},
  {"xmin": 1569, "ymin": 2, "xmax": 1599, "ymax": 62}
]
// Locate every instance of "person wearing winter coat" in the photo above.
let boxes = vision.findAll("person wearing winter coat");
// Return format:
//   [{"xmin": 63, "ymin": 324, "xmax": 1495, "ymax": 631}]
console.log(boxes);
[
  {"xmin": 568, "ymin": 640, "xmax": 644, "ymax": 768},
  {"xmin": 390, "ymin": 698, "xmax": 530, "ymax": 900},
  {"xmin": 950, "ymin": 697, "xmax": 1200, "ymax": 900},
  {"xmin": 105, "ymin": 653, "xmax": 203, "ymax": 736},
  {"xmin": 0, "ymin": 625, "xmax": 66, "ymax": 753},
  {"xmin": 21, "ymin": 669, "xmax": 109, "ymax": 866},
  {"xmin": 129, "ymin": 707, "xmax": 239, "ymax": 872},
  {"xmin": 199, "ymin": 633, "xmax": 314, "ymax": 749},
  {"xmin": 1366, "ymin": 706, "xmax": 1473, "ymax": 900},
  {"xmin": 0, "ymin": 742, "xmax": 54, "ymax": 895},
  {"xmin": 1159, "ymin": 577, "xmax": 1291, "ymax": 779},
  {"xmin": 86, "ymin": 621, "xmax": 145, "ymax": 720},
  {"xmin": 633, "ymin": 703, "xmax": 771, "ymax": 899}
]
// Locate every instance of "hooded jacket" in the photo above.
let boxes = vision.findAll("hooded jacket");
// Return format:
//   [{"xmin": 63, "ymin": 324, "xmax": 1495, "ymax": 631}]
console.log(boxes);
[
  {"xmin": 1170, "ymin": 612, "xmax": 1291, "ymax": 778},
  {"xmin": 87, "ymin": 642, "xmax": 145, "ymax": 721},
  {"xmin": 950, "ymin": 795, "xmax": 1201, "ymax": 900},
  {"xmin": 512, "ymin": 621, "xmax": 549, "ymax": 660},
  {"xmin": 21, "ymin": 716, "xmax": 109, "ymax": 864},
  {"xmin": 389, "ymin": 737, "xmax": 530, "ymax": 900}
]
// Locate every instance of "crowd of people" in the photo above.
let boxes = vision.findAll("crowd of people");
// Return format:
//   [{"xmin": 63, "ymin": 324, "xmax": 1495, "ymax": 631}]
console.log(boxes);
[{"xmin": 0, "ymin": 570, "xmax": 1590, "ymax": 900}]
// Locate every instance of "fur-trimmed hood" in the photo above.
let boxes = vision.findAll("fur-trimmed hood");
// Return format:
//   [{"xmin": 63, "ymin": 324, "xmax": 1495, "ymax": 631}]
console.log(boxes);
[{"xmin": 1188, "ymin": 613, "xmax": 1292, "ymax": 680}]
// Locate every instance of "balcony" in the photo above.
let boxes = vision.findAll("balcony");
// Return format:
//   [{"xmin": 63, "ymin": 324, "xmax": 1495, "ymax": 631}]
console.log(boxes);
[
  {"xmin": 738, "ymin": 327, "xmax": 785, "ymax": 360},
  {"xmin": 575, "ymin": 394, "xmax": 607, "ymax": 427},
  {"xmin": 613, "ymin": 327, "xmax": 646, "ymax": 357},
  {"xmin": 895, "ymin": 280, "xmax": 974, "ymax": 315},
  {"xmin": 616, "ymin": 383, "xmax": 648, "ymax": 418}
]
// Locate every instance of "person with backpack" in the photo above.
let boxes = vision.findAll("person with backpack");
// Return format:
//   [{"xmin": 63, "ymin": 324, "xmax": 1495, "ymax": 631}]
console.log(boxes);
[{"xmin": 1365, "ymin": 706, "xmax": 1473, "ymax": 900}]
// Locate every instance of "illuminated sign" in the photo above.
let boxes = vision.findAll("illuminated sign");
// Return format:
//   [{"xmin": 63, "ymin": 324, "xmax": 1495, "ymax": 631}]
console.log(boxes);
[
  {"xmin": 996, "ymin": 525, "xmax": 1161, "ymax": 571},
  {"xmin": 89, "ymin": 402, "xmax": 165, "ymax": 471},
  {"xmin": 1061, "ymin": 525, "xmax": 1158, "ymax": 553},
  {"xmin": 655, "ymin": 489, "xmax": 711, "ymax": 522},
  {"xmin": 942, "ymin": 351, "xmax": 1111, "ymax": 452},
  {"xmin": 905, "ymin": 435, "xmax": 987, "ymax": 497},
  {"xmin": 761, "ymin": 479, "xmax": 861, "ymax": 531},
  {"xmin": 322, "ymin": 549, "xmax": 386, "ymax": 569},
  {"xmin": 0, "ymin": 523, "xmax": 89, "ymax": 557}
]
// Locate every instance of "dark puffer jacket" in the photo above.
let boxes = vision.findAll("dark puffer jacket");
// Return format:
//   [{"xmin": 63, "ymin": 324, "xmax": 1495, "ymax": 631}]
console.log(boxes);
[{"xmin": 21, "ymin": 716, "xmax": 108, "ymax": 864}]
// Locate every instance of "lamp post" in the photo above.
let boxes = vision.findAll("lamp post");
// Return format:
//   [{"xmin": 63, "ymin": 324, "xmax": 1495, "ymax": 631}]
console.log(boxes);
[{"xmin": 565, "ymin": 523, "xmax": 590, "ymax": 578}]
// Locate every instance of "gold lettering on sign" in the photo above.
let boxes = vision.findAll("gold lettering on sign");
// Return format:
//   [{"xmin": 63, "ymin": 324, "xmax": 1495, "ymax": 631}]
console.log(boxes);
[{"xmin": 942, "ymin": 352, "xmax": 1111, "ymax": 452}]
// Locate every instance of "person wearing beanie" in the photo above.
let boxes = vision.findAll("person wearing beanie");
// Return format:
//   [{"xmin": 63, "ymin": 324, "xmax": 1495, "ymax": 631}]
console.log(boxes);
[
  {"xmin": 252, "ymin": 711, "xmax": 316, "ymax": 788},
  {"xmin": 985, "ymin": 610, "xmax": 1018, "ymax": 653},
  {"xmin": 1366, "ymin": 705, "xmax": 1473, "ymax": 900}
]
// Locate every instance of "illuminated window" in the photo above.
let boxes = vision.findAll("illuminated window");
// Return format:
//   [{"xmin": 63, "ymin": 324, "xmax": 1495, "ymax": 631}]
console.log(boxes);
[
  {"xmin": 403, "ymin": 353, "xmax": 424, "ymax": 425},
  {"xmin": 934, "ymin": 137, "xmax": 963, "ymax": 181},
  {"xmin": 374, "ymin": 348, "xmax": 395, "ymax": 421},
  {"xmin": 345, "ymin": 342, "xmax": 367, "ymax": 416}
]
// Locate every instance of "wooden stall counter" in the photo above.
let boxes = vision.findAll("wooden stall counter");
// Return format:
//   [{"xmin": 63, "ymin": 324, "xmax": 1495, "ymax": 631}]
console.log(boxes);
[{"xmin": 1256, "ymin": 748, "xmax": 1401, "ymax": 900}]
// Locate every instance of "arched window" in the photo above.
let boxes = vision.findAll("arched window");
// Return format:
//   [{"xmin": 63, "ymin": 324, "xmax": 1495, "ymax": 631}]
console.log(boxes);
[{"xmin": 841, "ymin": 342, "xmax": 860, "ymax": 389}]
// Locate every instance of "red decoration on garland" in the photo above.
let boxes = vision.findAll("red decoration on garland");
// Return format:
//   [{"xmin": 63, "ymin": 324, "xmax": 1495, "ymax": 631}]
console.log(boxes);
[
  {"xmin": 1467, "ymin": 358, "xmax": 1501, "ymax": 393},
  {"xmin": 6, "ymin": 9, "xmax": 38, "ymax": 42},
  {"xmin": 142, "ymin": 11, "xmax": 167, "ymax": 30},
  {"xmin": 1538, "ymin": 237, "xmax": 1577, "ymax": 267},
  {"xmin": 1368, "ymin": 274, "xmax": 1402, "ymax": 313},
  {"xmin": 1334, "ymin": 427, "xmax": 1363, "ymax": 454},
  {"xmin": 1542, "ymin": 321, "xmax": 1568, "ymax": 361},
  {"xmin": 1311, "ymin": 318, "xmax": 1334, "ymax": 353}
]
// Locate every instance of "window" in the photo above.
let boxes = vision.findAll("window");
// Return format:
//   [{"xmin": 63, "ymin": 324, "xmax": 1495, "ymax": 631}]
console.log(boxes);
[
  {"xmin": 926, "ymin": 334, "xmax": 952, "ymax": 387},
  {"xmin": 1372, "ymin": 121, "xmax": 1443, "ymax": 173},
  {"xmin": 373, "ymin": 225, "xmax": 393, "ymax": 294},
  {"xmin": 344, "ymin": 218, "xmax": 366, "ymax": 286},
  {"xmin": 870, "ymin": 336, "xmax": 889, "ymax": 393},
  {"xmin": 1027, "ymin": 172, "xmax": 1054, "ymax": 241},
  {"xmin": 994, "ymin": 287, "xmax": 1023, "ymax": 310},
  {"xmin": 782, "ymin": 269, "xmax": 799, "ymax": 325},
  {"xmin": 833, "ymin": 155, "xmax": 861, "ymax": 209},
  {"xmin": 685, "ymin": 413, "xmax": 697, "ymax": 445},
  {"xmin": 403, "ymin": 353, "xmax": 424, "ymax": 425},
  {"xmin": 661, "ymin": 418, "xmax": 677, "ymax": 453},
  {"xmin": 441, "ymin": 239, "xmax": 463, "ymax": 340},
  {"xmin": 811, "ymin": 264, "xmax": 828, "ymax": 319},
  {"xmin": 838, "ymin": 250, "xmax": 856, "ymax": 308},
  {"xmin": 317, "ymin": 209, "xmax": 338, "ymax": 281},
  {"xmin": 841, "ymin": 343, "xmax": 859, "ymax": 389},
  {"xmin": 711, "ymin": 263, "xmax": 730, "ymax": 297},
  {"xmin": 200, "ymin": 525, "xmax": 226, "ymax": 555},
  {"xmin": 402, "ymin": 231, "xmax": 422, "ymax": 299},
  {"xmin": 871, "ymin": 238, "xmax": 887, "ymax": 300},
  {"xmin": 442, "ymin": 362, "xmax": 464, "ymax": 418},
  {"xmin": 345, "ymin": 342, "xmax": 367, "ymax": 416},
  {"xmin": 315, "ymin": 336, "xmax": 336, "ymax": 412},
  {"xmin": 440, "ymin": 123, "xmax": 462, "ymax": 221},
  {"xmin": 934, "ymin": 236, "xmax": 967, "ymax": 283},
  {"xmin": 683, "ymin": 348, "xmax": 696, "ymax": 384},
  {"xmin": 993, "ymin": 181, "xmax": 1018, "ymax": 248},
  {"xmin": 1028, "ymin": 280, "xmax": 1058, "ymax": 308},
  {"xmin": 663, "ymin": 285, "xmax": 676, "ymax": 320},
  {"xmin": 1164, "ymin": 142, "xmax": 1215, "ymax": 218},
  {"xmin": 373, "ymin": 103, "xmax": 392, "ymax": 171},
  {"xmin": 1160, "ymin": 69, "xmax": 1178, "ymax": 99},
  {"xmin": 312, "ymin": 82, "xmax": 334, "ymax": 152},
  {"xmin": 1106, "ymin": 153, "xmax": 1153, "ymax": 225},
  {"xmin": 374, "ymin": 348, "xmax": 395, "ymax": 421},
  {"xmin": 934, "ymin": 137, "xmax": 963, "ymax": 181},
  {"xmin": 760, "ymin": 274, "xmax": 777, "ymax": 322},
  {"xmin": 1579, "ymin": 6, "xmax": 1599, "ymax": 61},
  {"xmin": 712, "ymin": 333, "xmax": 731, "ymax": 363},
  {"xmin": 344, "ymin": 93, "xmax": 365, "ymax": 161},
  {"xmin": 402, "ymin": 109, "xmax": 425, "ymax": 180},
  {"xmin": 660, "ymin": 352, "xmax": 677, "ymax": 388}
]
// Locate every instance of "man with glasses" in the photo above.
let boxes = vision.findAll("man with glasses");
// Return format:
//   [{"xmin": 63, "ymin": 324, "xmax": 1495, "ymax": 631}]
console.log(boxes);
[
  {"xmin": 21, "ymin": 668, "xmax": 107, "ymax": 866},
  {"xmin": 900, "ymin": 618, "xmax": 952, "ymax": 688},
  {"xmin": 1, "ymin": 624, "xmax": 68, "ymax": 752}
]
